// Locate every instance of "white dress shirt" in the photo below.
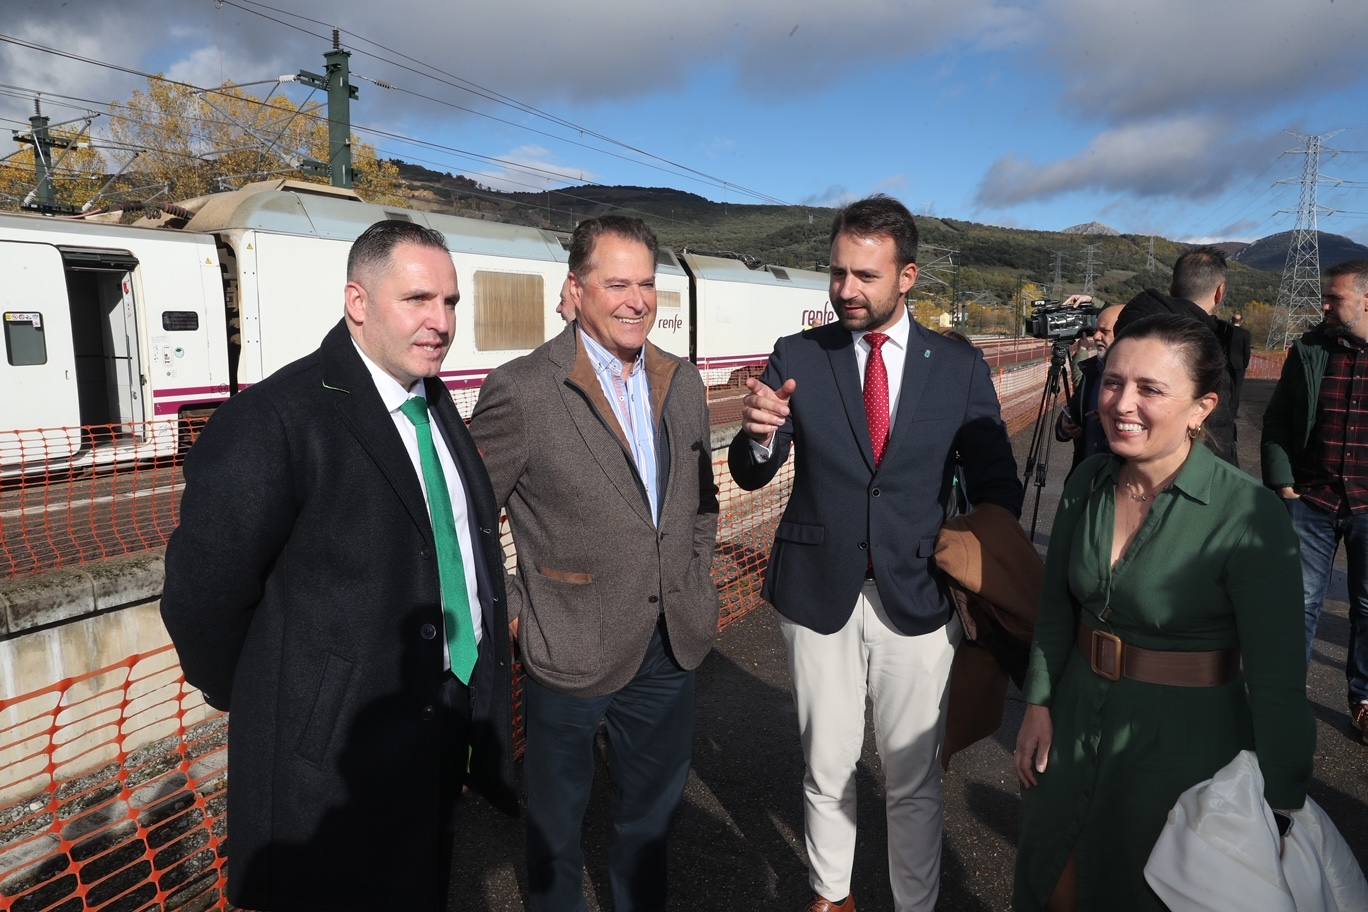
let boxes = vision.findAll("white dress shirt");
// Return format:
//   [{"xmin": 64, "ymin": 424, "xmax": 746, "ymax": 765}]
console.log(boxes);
[
  {"xmin": 851, "ymin": 307, "xmax": 911, "ymax": 430},
  {"xmin": 353, "ymin": 341, "xmax": 484, "ymax": 661},
  {"xmin": 753, "ymin": 307, "xmax": 913, "ymax": 460}
]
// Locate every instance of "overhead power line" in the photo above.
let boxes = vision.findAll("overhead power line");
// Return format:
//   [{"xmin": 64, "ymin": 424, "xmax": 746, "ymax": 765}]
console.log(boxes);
[
  {"xmin": 215, "ymin": 0, "xmax": 791, "ymax": 205},
  {"xmin": 0, "ymin": 34, "xmax": 692, "ymax": 198},
  {"xmin": 0, "ymin": 78, "xmax": 699, "ymax": 229}
]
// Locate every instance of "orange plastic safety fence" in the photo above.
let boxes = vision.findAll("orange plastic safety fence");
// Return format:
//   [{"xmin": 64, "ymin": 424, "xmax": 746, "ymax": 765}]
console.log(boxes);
[
  {"xmin": 0, "ymin": 645, "xmax": 229, "ymax": 912},
  {"xmin": 0, "ymin": 459, "xmax": 793, "ymax": 912},
  {"xmin": 2, "ymin": 356, "xmax": 1049, "ymax": 585},
  {"xmin": 1, "ymin": 355, "xmax": 1040, "ymax": 912},
  {"xmin": 1, "ymin": 418, "xmax": 208, "ymax": 582},
  {"xmin": 1247, "ymin": 349, "xmax": 1288, "ymax": 381},
  {"xmin": 977, "ymin": 339, "xmax": 1050, "ymax": 375}
]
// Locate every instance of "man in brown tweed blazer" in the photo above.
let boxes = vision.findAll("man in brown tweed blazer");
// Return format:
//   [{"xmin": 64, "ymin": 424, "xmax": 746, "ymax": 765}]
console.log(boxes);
[{"xmin": 469, "ymin": 215, "xmax": 719, "ymax": 912}]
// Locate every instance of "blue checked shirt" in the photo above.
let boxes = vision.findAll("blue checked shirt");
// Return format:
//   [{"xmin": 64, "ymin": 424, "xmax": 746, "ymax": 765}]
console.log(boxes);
[{"xmin": 580, "ymin": 329, "xmax": 660, "ymax": 524}]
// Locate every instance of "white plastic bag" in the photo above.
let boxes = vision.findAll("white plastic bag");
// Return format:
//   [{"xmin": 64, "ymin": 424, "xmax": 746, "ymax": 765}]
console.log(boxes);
[{"xmin": 1144, "ymin": 750, "xmax": 1368, "ymax": 912}]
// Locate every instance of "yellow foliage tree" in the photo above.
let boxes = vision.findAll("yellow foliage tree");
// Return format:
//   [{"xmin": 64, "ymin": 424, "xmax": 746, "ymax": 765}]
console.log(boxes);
[
  {"xmin": 909, "ymin": 296, "xmax": 950, "ymax": 330},
  {"xmin": 106, "ymin": 78, "xmax": 404, "ymax": 206},
  {"xmin": 0, "ymin": 129, "xmax": 107, "ymax": 213},
  {"xmin": 1236, "ymin": 298, "xmax": 1277, "ymax": 353}
]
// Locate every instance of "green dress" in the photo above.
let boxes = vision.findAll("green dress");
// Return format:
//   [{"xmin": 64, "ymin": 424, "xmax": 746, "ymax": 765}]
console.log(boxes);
[{"xmin": 1013, "ymin": 445, "xmax": 1315, "ymax": 911}]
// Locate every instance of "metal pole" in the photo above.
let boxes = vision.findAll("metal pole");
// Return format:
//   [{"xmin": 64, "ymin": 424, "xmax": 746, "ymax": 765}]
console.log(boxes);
[
  {"xmin": 324, "ymin": 29, "xmax": 355, "ymax": 188},
  {"xmin": 29, "ymin": 99, "xmax": 55, "ymax": 209}
]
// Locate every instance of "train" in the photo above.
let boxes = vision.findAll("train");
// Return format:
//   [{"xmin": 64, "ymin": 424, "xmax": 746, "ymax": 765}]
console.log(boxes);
[{"xmin": 0, "ymin": 179, "xmax": 837, "ymax": 477}]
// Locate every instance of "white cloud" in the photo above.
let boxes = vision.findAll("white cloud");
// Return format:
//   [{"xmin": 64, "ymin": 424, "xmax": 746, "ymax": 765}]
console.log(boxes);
[
  {"xmin": 0, "ymin": 10, "xmax": 149, "ymax": 126},
  {"xmin": 164, "ymin": 46, "xmax": 287, "ymax": 92},
  {"xmin": 975, "ymin": 116, "xmax": 1286, "ymax": 207},
  {"xmin": 1042, "ymin": 0, "xmax": 1368, "ymax": 122},
  {"xmin": 2, "ymin": 1, "xmax": 1027, "ymax": 111}
]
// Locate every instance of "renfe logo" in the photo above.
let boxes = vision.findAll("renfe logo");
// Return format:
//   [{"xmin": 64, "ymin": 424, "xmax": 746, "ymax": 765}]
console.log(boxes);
[
  {"xmin": 657, "ymin": 315, "xmax": 684, "ymax": 332},
  {"xmin": 802, "ymin": 308, "xmax": 837, "ymax": 327}
]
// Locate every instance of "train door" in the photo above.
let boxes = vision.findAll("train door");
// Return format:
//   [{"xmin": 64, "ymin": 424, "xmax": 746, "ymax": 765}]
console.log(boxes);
[
  {"xmin": 58, "ymin": 247, "xmax": 145, "ymax": 442},
  {"xmin": 0, "ymin": 241, "xmax": 82, "ymax": 464}
]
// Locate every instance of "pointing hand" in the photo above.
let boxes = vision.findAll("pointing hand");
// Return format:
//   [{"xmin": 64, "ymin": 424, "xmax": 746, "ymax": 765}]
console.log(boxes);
[{"xmin": 741, "ymin": 377, "xmax": 797, "ymax": 444}]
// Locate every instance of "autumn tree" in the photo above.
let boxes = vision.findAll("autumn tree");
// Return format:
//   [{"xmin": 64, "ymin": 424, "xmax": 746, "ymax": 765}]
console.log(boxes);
[
  {"xmin": 103, "ymin": 78, "xmax": 403, "ymax": 205},
  {"xmin": 0, "ymin": 127, "xmax": 107, "ymax": 212}
]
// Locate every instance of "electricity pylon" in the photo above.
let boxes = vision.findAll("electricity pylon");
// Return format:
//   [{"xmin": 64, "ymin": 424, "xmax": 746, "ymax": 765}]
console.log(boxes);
[{"xmin": 1267, "ymin": 131, "xmax": 1342, "ymax": 349}]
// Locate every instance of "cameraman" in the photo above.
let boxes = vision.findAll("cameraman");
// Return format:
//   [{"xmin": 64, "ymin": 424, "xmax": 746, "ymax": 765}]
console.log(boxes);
[{"xmin": 1055, "ymin": 300, "xmax": 1122, "ymax": 472}]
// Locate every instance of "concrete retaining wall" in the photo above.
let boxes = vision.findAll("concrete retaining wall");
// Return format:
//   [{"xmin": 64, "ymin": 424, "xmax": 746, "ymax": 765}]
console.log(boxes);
[{"xmin": 0, "ymin": 554, "xmax": 170, "ymax": 702}]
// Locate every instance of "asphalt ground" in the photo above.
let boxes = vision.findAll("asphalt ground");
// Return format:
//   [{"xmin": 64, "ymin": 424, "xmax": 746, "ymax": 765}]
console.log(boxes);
[{"xmin": 450, "ymin": 377, "xmax": 1368, "ymax": 911}]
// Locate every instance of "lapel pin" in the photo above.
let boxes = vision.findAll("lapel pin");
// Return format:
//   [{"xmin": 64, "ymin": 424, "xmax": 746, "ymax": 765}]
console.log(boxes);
[{"xmin": 923, "ymin": 349, "xmax": 931, "ymax": 358}]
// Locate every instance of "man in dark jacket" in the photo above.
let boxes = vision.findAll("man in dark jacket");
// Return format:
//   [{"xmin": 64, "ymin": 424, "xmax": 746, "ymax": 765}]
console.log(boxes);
[
  {"xmin": 1228, "ymin": 311, "xmax": 1254, "ymax": 415},
  {"xmin": 162, "ymin": 221, "xmax": 515, "ymax": 911},
  {"xmin": 1121, "ymin": 246, "xmax": 1251, "ymax": 456},
  {"xmin": 1116, "ymin": 288, "xmax": 1247, "ymax": 464},
  {"xmin": 730, "ymin": 196, "xmax": 1021, "ymax": 912},
  {"xmin": 1262, "ymin": 259, "xmax": 1368, "ymax": 742}
]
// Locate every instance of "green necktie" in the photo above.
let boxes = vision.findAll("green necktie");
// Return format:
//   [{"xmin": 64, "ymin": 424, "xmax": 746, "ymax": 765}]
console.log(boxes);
[{"xmin": 399, "ymin": 396, "xmax": 478, "ymax": 684}]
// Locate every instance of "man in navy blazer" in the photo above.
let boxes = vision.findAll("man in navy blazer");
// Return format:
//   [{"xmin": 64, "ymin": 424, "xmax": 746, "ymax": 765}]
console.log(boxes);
[{"xmin": 729, "ymin": 196, "xmax": 1022, "ymax": 912}]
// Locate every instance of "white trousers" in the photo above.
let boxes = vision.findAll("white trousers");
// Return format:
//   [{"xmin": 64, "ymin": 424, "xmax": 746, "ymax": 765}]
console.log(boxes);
[{"xmin": 780, "ymin": 582, "xmax": 961, "ymax": 912}]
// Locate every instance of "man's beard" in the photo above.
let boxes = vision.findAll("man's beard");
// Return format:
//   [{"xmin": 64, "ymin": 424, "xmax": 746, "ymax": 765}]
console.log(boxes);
[
  {"xmin": 836, "ymin": 294, "xmax": 902, "ymax": 331},
  {"xmin": 1327, "ymin": 317, "xmax": 1360, "ymax": 338}
]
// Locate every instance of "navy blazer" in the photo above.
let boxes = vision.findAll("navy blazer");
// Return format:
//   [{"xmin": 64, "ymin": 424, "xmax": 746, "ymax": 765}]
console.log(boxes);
[{"xmin": 728, "ymin": 319, "xmax": 1023, "ymax": 636}]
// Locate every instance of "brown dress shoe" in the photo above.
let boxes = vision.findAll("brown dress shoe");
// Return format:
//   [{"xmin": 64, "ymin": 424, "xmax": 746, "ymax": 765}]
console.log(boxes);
[{"xmin": 802, "ymin": 894, "xmax": 856, "ymax": 912}]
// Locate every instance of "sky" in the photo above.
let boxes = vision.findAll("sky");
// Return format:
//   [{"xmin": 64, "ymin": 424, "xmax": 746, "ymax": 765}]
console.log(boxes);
[{"xmin": 3, "ymin": 0, "xmax": 1368, "ymax": 250}]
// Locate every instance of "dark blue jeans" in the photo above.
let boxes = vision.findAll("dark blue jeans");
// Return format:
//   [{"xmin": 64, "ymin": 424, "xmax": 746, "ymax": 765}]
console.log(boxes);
[
  {"xmin": 523, "ymin": 624, "xmax": 695, "ymax": 912},
  {"xmin": 1289, "ymin": 497, "xmax": 1368, "ymax": 706}
]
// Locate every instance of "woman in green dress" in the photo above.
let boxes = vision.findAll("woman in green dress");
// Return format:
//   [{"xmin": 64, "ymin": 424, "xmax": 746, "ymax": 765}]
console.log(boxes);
[{"xmin": 1012, "ymin": 314, "xmax": 1314, "ymax": 911}]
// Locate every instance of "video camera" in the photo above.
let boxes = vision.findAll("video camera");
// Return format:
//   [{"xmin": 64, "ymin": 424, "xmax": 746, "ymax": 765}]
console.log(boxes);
[{"xmin": 1027, "ymin": 299, "xmax": 1098, "ymax": 342}]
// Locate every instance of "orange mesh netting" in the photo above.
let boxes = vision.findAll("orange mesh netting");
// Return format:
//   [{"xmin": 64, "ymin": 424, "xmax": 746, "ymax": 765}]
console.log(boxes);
[
  {"xmin": 0, "ymin": 647, "xmax": 228, "ymax": 912},
  {"xmin": 2, "ymin": 350, "xmax": 1041, "ymax": 911},
  {"xmin": 1, "ymin": 418, "xmax": 208, "ymax": 582}
]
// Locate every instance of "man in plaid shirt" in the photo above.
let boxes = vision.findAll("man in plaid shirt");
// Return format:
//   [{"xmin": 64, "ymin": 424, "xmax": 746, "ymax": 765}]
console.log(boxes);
[{"xmin": 1262, "ymin": 259, "xmax": 1368, "ymax": 742}]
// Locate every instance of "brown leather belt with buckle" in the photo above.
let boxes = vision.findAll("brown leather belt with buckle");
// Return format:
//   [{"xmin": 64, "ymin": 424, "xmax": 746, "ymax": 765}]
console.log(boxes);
[{"xmin": 1076, "ymin": 626, "xmax": 1238, "ymax": 687}]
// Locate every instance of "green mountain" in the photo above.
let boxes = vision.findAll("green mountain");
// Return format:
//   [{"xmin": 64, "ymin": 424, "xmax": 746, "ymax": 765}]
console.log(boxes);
[
  {"xmin": 1233, "ymin": 230, "xmax": 1368, "ymax": 272},
  {"xmin": 391, "ymin": 161, "xmax": 1281, "ymax": 312}
]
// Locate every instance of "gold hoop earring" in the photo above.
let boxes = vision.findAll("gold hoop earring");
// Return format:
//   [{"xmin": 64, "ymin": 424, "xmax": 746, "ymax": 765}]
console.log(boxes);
[{"xmin": 1187, "ymin": 426, "xmax": 1201, "ymax": 440}]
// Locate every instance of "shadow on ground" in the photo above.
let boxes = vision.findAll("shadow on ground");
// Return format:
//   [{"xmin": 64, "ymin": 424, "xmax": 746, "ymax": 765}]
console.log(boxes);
[{"xmin": 447, "ymin": 379, "xmax": 1366, "ymax": 911}]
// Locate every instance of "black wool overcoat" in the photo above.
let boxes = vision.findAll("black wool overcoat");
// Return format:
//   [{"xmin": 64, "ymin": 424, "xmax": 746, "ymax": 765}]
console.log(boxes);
[{"xmin": 163, "ymin": 320, "xmax": 515, "ymax": 911}]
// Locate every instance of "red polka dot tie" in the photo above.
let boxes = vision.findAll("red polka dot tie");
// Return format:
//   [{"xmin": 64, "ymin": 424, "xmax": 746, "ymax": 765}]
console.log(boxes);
[{"xmin": 864, "ymin": 332, "xmax": 890, "ymax": 467}]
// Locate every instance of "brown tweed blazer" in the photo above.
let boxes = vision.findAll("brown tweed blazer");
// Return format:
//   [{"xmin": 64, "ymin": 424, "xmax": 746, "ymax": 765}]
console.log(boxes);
[{"xmin": 470, "ymin": 324, "xmax": 721, "ymax": 697}]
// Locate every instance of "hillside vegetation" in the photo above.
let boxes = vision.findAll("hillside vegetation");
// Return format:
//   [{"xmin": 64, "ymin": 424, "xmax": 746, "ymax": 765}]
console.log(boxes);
[{"xmin": 395, "ymin": 161, "xmax": 1293, "ymax": 339}]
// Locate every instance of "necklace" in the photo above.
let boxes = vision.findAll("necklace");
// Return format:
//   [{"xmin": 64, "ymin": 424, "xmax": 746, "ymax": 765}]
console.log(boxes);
[{"xmin": 1122, "ymin": 480, "xmax": 1159, "ymax": 503}]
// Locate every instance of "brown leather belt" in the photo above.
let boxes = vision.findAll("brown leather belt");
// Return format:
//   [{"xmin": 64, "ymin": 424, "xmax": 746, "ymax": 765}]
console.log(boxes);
[{"xmin": 1076, "ymin": 626, "xmax": 1238, "ymax": 687}]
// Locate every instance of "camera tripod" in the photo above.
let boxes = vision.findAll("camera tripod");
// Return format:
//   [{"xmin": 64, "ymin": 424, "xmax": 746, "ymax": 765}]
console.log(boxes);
[{"xmin": 1021, "ymin": 339, "xmax": 1076, "ymax": 541}]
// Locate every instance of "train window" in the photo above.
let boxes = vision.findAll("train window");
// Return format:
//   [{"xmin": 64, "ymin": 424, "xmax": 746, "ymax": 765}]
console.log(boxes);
[
  {"xmin": 161, "ymin": 311, "xmax": 200, "ymax": 331},
  {"xmin": 3, "ymin": 312, "xmax": 47, "ymax": 366},
  {"xmin": 473, "ymin": 271, "xmax": 545, "ymax": 351},
  {"xmin": 658, "ymin": 290, "xmax": 682, "ymax": 310}
]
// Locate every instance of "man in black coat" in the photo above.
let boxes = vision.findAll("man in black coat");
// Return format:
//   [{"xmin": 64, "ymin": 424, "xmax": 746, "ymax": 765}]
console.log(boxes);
[
  {"xmin": 729, "ymin": 196, "xmax": 1022, "ymax": 912},
  {"xmin": 1115, "ymin": 246, "xmax": 1243, "ymax": 466},
  {"xmin": 1228, "ymin": 311, "xmax": 1254, "ymax": 416},
  {"xmin": 162, "ymin": 221, "xmax": 515, "ymax": 912}
]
